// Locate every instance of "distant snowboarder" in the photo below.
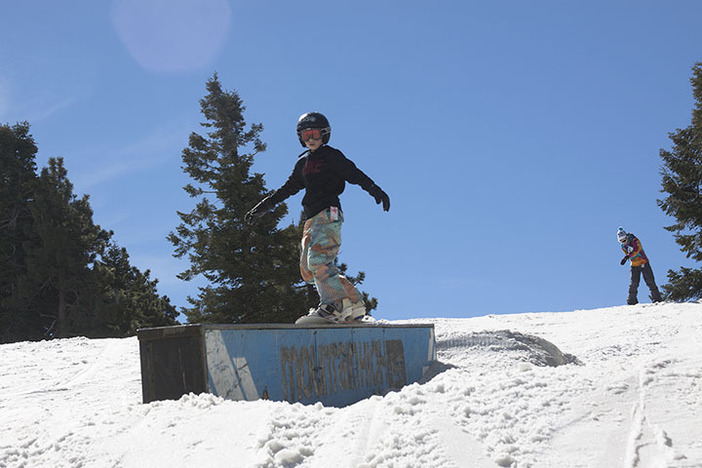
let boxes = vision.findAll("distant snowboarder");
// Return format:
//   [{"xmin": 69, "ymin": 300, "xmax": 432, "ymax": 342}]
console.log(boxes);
[
  {"xmin": 245, "ymin": 112, "xmax": 390, "ymax": 324},
  {"xmin": 617, "ymin": 227, "xmax": 662, "ymax": 305}
]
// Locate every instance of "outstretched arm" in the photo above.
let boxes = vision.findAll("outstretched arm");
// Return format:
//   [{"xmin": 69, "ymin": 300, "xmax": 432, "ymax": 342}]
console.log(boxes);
[
  {"xmin": 245, "ymin": 164, "xmax": 304, "ymax": 224},
  {"xmin": 331, "ymin": 152, "xmax": 390, "ymax": 212}
]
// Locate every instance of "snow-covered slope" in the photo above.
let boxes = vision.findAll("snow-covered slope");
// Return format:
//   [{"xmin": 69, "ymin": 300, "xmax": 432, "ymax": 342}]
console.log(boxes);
[{"xmin": 1, "ymin": 303, "xmax": 700, "ymax": 468}]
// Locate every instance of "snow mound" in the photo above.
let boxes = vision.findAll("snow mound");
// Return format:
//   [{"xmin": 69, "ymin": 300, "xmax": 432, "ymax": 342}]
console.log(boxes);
[{"xmin": 437, "ymin": 330, "xmax": 582, "ymax": 367}]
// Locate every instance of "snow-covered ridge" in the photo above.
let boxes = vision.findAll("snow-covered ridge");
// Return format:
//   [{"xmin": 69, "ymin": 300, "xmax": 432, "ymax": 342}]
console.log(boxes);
[{"xmin": 1, "ymin": 303, "xmax": 700, "ymax": 467}]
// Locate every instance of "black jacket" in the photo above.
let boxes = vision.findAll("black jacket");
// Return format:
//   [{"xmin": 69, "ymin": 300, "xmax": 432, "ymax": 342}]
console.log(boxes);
[{"xmin": 269, "ymin": 145, "xmax": 376, "ymax": 219}]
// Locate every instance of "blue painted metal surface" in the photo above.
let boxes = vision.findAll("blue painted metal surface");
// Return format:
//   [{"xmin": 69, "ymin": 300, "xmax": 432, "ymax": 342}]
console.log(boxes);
[{"xmin": 138, "ymin": 323, "xmax": 435, "ymax": 407}]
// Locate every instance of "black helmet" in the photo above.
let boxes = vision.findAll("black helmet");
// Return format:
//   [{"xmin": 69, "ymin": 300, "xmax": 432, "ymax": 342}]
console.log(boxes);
[{"xmin": 296, "ymin": 112, "xmax": 331, "ymax": 147}]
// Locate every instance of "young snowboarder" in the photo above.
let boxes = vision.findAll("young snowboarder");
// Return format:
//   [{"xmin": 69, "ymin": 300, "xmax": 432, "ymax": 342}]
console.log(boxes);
[
  {"xmin": 617, "ymin": 227, "xmax": 663, "ymax": 305},
  {"xmin": 245, "ymin": 112, "xmax": 390, "ymax": 324}
]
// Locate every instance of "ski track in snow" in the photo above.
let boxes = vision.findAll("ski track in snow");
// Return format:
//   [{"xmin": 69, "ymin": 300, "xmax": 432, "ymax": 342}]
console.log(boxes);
[{"xmin": 0, "ymin": 303, "xmax": 701, "ymax": 468}]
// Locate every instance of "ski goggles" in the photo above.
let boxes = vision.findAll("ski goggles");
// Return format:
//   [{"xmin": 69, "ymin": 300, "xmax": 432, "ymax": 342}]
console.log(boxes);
[{"xmin": 300, "ymin": 128, "xmax": 323, "ymax": 141}]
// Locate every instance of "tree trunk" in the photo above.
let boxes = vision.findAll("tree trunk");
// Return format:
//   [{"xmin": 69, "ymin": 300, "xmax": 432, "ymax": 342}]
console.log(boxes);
[{"xmin": 57, "ymin": 271, "xmax": 67, "ymax": 338}]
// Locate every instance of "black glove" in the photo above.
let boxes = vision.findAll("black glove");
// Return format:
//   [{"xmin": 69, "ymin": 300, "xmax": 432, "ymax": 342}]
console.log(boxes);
[
  {"xmin": 620, "ymin": 256, "xmax": 628, "ymax": 265},
  {"xmin": 244, "ymin": 197, "xmax": 274, "ymax": 224},
  {"xmin": 368, "ymin": 185, "xmax": 390, "ymax": 212}
]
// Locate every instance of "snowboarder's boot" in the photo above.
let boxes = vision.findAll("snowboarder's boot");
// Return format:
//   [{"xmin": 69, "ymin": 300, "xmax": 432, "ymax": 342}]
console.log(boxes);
[
  {"xmin": 340, "ymin": 297, "xmax": 366, "ymax": 321},
  {"xmin": 295, "ymin": 298, "xmax": 366, "ymax": 324},
  {"xmin": 295, "ymin": 303, "xmax": 344, "ymax": 325}
]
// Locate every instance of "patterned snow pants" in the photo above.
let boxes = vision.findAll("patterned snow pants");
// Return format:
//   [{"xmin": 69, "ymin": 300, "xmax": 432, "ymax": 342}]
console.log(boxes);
[{"xmin": 300, "ymin": 207, "xmax": 362, "ymax": 306}]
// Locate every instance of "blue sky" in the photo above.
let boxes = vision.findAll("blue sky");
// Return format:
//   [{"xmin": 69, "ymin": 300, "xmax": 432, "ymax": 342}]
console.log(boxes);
[{"xmin": 2, "ymin": 1, "xmax": 701, "ymax": 321}]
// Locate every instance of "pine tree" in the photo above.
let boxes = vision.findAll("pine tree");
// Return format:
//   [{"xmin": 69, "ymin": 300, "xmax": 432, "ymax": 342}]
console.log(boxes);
[
  {"xmin": 168, "ymin": 74, "xmax": 317, "ymax": 323},
  {"xmin": 658, "ymin": 62, "xmax": 702, "ymax": 301},
  {"xmin": 1, "ymin": 123, "xmax": 179, "ymax": 342},
  {"xmin": 0, "ymin": 122, "xmax": 39, "ymax": 341},
  {"xmin": 24, "ymin": 157, "xmax": 178, "ymax": 338},
  {"xmin": 23, "ymin": 157, "xmax": 112, "ymax": 338},
  {"xmin": 92, "ymin": 244, "xmax": 178, "ymax": 336}
]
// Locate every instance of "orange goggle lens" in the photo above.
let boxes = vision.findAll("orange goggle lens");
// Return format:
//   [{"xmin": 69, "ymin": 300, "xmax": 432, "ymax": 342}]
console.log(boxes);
[{"xmin": 301, "ymin": 128, "xmax": 323, "ymax": 141}]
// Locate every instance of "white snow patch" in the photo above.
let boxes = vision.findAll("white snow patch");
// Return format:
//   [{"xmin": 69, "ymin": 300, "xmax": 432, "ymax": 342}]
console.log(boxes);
[{"xmin": 1, "ymin": 303, "xmax": 701, "ymax": 467}]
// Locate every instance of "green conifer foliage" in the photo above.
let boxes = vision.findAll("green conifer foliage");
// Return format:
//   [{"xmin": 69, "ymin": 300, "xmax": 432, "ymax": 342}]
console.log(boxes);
[
  {"xmin": 169, "ymin": 74, "xmax": 317, "ymax": 323},
  {"xmin": 92, "ymin": 244, "xmax": 178, "ymax": 336},
  {"xmin": 26, "ymin": 157, "xmax": 112, "ymax": 337},
  {"xmin": 0, "ymin": 122, "xmax": 39, "ymax": 340},
  {"xmin": 658, "ymin": 62, "xmax": 702, "ymax": 300},
  {"xmin": 1, "ymin": 123, "xmax": 177, "ymax": 342}
]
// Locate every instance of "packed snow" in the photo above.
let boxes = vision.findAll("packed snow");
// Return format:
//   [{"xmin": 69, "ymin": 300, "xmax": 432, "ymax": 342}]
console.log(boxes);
[{"xmin": 1, "ymin": 303, "xmax": 701, "ymax": 468}]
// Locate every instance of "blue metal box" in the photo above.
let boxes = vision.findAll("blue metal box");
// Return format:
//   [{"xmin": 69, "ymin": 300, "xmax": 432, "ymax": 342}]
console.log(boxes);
[{"xmin": 138, "ymin": 323, "xmax": 435, "ymax": 407}]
